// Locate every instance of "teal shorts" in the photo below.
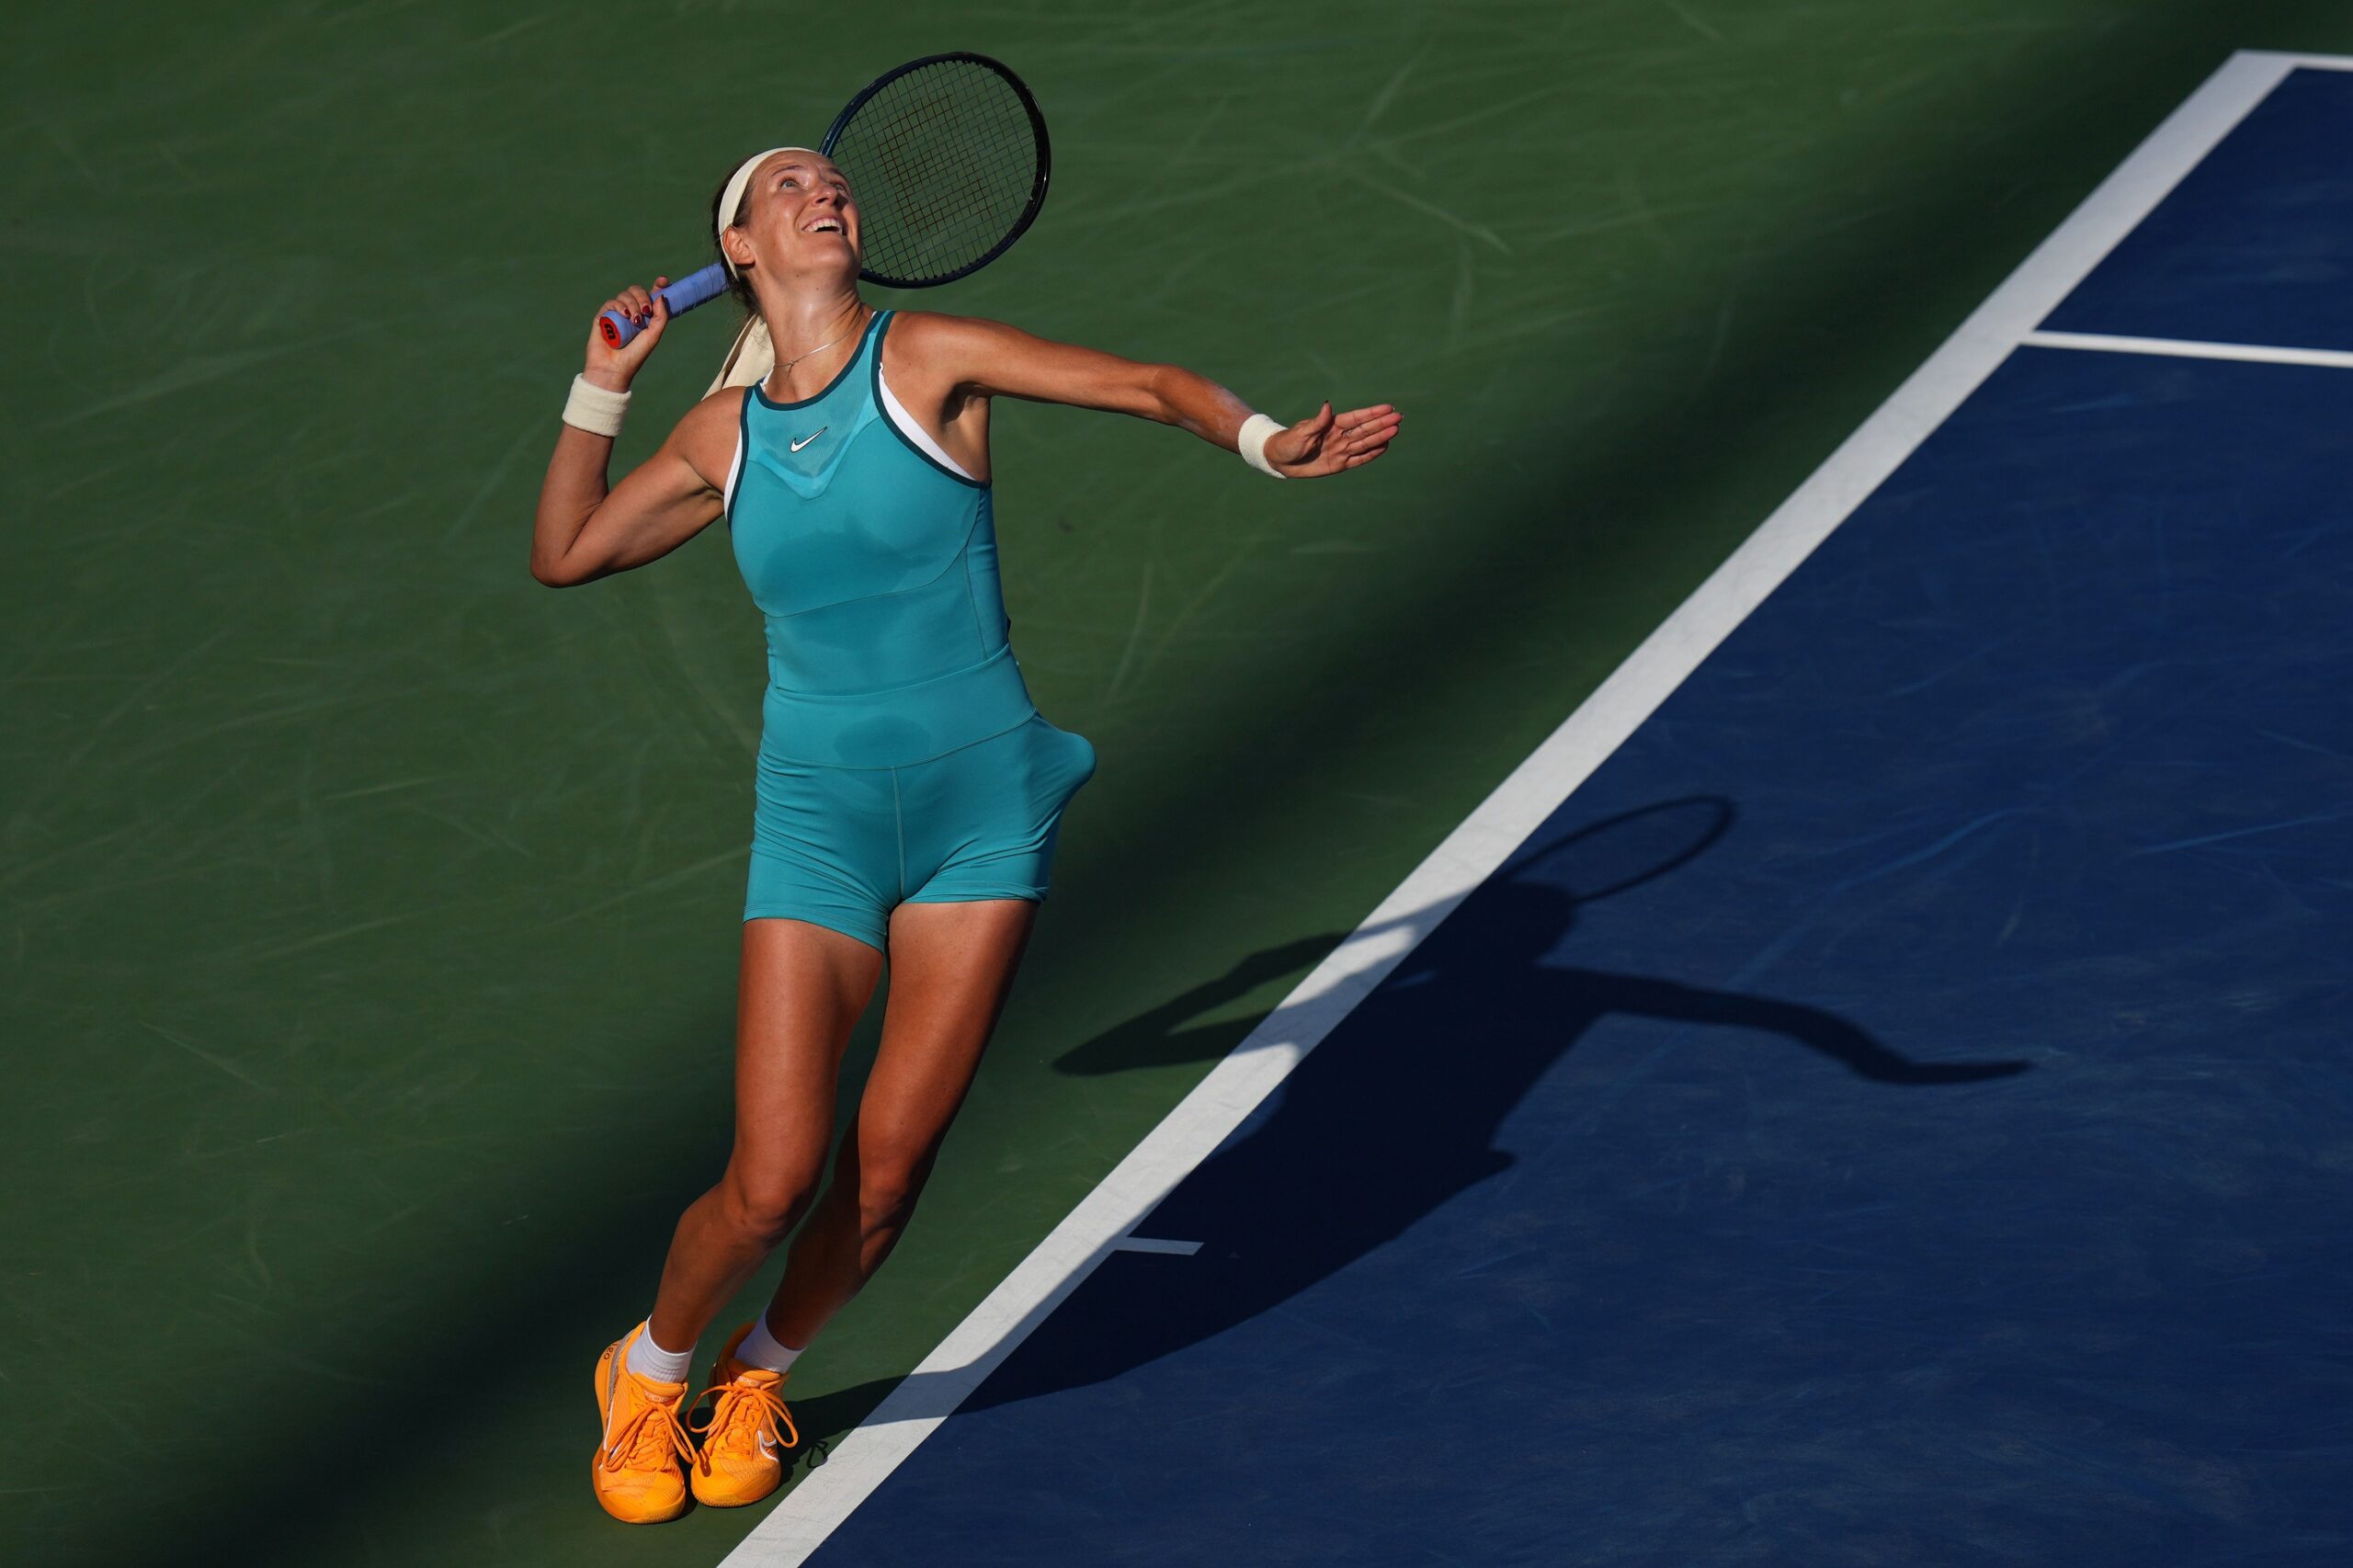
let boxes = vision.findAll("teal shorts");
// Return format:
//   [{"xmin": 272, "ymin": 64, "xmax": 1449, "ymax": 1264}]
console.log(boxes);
[{"xmin": 745, "ymin": 712, "xmax": 1098, "ymax": 953}]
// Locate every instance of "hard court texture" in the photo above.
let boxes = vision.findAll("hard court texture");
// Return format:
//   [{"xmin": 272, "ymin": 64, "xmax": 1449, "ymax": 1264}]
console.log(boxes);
[{"xmin": 5, "ymin": 4, "xmax": 2350, "ymax": 1565}]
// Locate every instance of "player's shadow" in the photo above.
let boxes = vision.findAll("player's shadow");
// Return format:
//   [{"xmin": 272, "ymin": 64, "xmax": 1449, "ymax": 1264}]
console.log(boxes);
[{"xmin": 956, "ymin": 794, "xmax": 2029, "ymax": 1410}]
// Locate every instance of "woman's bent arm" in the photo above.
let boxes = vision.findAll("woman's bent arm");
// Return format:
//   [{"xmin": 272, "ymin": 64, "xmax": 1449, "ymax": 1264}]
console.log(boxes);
[
  {"xmin": 529, "ymin": 278, "xmax": 733, "ymax": 587},
  {"xmin": 530, "ymin": 398, "xmax": 731, "ymax": 587}
]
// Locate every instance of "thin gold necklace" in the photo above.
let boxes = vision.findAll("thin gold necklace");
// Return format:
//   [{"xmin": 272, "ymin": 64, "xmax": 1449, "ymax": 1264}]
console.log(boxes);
[{"xmin": 773, "ymin": 308, "xmax": 868, "ymax": 389}]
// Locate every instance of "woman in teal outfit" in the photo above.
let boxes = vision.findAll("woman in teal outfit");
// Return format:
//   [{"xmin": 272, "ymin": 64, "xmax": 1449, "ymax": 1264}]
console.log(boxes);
[{"xmin": 529, "ymin": 146, "xmax": 1402, "ymax": 1523}]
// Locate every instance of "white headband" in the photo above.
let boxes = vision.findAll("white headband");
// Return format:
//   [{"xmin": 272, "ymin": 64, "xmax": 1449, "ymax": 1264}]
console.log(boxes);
[{"xmin": 717, "ymin": 146, "xmax": 823, "ymax": 278}]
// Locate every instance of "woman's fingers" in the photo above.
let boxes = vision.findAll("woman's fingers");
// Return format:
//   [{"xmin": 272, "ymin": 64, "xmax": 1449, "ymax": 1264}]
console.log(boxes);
[
  {"xmin": 620, "ymin": 290, "xmax": 671, "ymax": 361},
  {"xmin": 1311, "ymin": 403, "xmax": 1402, "ymax": 474},
  {"xmin": 1265, "ymin": 402, "xmax": 1399, "ymax": 476},
  {"xmin": 597, "ymin": 283, "xmax": 662, "ymax": 324},
  {"xmin": 584, "ymin": 279, "xmax": 676, "ymax": 374},
  {"xmin": 1332, "ymin": 412, "xmax": 1402, "ymax": 462},
  {"xmin": 1327, "ymin": 406, "xmax": 1401, "ymax": 451}
]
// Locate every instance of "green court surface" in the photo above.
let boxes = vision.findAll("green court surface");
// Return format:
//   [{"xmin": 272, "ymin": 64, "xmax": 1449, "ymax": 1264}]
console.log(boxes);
[{"xmin": 4, "ymin": 3, "xmax": 2345, "ymax": 1563}]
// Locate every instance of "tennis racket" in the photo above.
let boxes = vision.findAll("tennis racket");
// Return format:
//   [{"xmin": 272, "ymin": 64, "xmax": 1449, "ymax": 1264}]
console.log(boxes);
[{"xmin": 598, "ymin": 51, "xmax": 1051, "ymax": 348}]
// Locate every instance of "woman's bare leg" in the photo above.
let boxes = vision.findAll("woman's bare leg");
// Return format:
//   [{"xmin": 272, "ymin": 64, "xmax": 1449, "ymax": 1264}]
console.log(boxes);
[
  {"xmin": 765, "ymin": 898, "xmax": 1039, "ymax": 1348},
  {"xmin": 644, "ymin": 916, "xmax": 885, "ymax": 1352}
]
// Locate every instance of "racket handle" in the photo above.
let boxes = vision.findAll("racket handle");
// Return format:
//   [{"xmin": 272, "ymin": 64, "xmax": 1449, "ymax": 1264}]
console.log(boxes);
[{"xmin": 597, "ymin": 262, "xmax": 730, "ymax": 349}]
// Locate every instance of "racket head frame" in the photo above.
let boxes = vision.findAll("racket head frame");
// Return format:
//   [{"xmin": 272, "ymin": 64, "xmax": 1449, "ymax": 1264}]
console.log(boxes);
[{"xmin": 820, "ymin": 50, "xmax": 1052, "ymax": 290}]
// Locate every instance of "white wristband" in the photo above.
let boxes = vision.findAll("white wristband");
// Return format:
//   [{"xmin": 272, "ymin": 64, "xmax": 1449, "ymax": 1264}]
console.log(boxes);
[
  {"xmin": 563, "ymin": 374, "xmax": 631, "ymax": 437},
  {"xmin": 1237, "ymin": 412, "xmax": 1287, "ymax": 478}
]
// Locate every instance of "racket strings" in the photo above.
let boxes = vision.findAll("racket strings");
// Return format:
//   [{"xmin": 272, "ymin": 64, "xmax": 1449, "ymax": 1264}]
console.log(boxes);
[
  {"xmin": 860, "ymin": 88, "xmax": 1029, "ymax": 269},
  {"xmin": 832, "ymin": 58, "xmax": 1041, "ymax": 285}
]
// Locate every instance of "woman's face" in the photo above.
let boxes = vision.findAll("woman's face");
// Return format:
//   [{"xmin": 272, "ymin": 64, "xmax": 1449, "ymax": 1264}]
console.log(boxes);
[{"xmin": 726, "ymin": 153, "xmax": 862, "ymax": 283}]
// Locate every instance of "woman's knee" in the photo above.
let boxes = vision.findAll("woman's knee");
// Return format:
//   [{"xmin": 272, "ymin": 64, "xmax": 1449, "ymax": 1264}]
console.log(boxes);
[
  {"xmin": 854, "ymin": 1145, "xmax": 938, "ymax": 1239},
  {"xmin": 719, "ymin": 1160, "xmax": 823, "ymax": 1246}
]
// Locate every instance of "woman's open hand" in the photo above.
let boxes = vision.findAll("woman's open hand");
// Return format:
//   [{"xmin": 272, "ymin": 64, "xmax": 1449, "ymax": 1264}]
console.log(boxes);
[
  {"xmin": 583, "ymin": 277, "xmax": 672, "ymax": 391},
  {"xmin": 1265, "ymin": 402, "xmax": 1403, "ymax": 477}
]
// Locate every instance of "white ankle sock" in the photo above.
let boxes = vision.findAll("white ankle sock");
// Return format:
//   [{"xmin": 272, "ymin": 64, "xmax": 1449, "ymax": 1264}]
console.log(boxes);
[
  {"xmin": 625, "ymin": 1320, "xmax": 693, "ymax": 1383},
  {"xmin": 737, "ymin": 1313, "xmax": 804, "ymax": 1375}
]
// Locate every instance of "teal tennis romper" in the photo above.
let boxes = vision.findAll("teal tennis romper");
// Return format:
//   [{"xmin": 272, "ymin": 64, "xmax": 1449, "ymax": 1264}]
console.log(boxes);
[{"xmin": 725, "ymin": 308, "xmax": 1097, "ymax": 954}]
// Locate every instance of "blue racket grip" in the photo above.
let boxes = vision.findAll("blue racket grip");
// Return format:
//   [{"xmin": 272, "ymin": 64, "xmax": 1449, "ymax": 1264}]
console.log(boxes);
[{"xmin": 597, "ymin": 262, "xmax": 729, "ymax": 349}]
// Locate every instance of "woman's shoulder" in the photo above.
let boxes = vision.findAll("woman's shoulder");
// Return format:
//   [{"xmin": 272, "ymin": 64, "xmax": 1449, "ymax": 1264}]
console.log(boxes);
[
  {"xmin": 669, "ymin": 383, "xmax": 752, "ymax": 489},
  {"xmin": 891, "ymin": 307, "xmax": 1033, "ymax": 342},
  {"xmin": 682, "ymin": 381, "xmax": 752, "ymax": 436},
  {"xmin": 881, "ymin": 309, "xmax": 1025, "ymax": 377},
  {"xmin": 690, "ymin": 380, "xmax": 755, "ymax": 413}
]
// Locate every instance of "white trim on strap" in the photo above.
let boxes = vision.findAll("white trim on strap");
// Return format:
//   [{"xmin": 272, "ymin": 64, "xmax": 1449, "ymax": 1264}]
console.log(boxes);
[
  {"xmin": 722, "ymin": 399, "xmax": 748, "ymax": 517},
  {"xmin": 877, "ymin": 363, "xmax": 978, "ymax": 482}
]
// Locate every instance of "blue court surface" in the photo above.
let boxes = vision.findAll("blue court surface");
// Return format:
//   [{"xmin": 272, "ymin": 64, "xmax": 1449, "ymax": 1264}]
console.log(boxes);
[
  {"xmin": 801, "ymin": 66, "xmax": 2353, "ymax": 1565},
  {"xmin": 2042, "ymin": 65, "xmax": 2353, "ymax": 351}
]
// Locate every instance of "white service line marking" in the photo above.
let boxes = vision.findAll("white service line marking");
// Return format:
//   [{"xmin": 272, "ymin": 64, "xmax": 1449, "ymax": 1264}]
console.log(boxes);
[
  {"xmin": 1109, "ymin": 1237, "xmax": 1206, "ymax": 1256},
  {"xmin": 2023, "ymin": 330, "xmax": 2353, "ymax": 369},
  {"xmin": 2256, "ymin": 51, "xmax": 2353, "ymax": 72},
  {"xmin": 721, "ymin": 48, "xmax": 2334, "ymax": 1567}
]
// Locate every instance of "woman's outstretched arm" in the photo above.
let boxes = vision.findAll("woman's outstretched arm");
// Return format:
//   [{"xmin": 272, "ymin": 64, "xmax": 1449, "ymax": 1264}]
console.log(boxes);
[
  {"xmin": 896, "ymin": 312, "xmax": 1403, "ymax": 478},
  {"xmin": 530, "ymin": 278, "xmax": 732, "ymax": 587}
]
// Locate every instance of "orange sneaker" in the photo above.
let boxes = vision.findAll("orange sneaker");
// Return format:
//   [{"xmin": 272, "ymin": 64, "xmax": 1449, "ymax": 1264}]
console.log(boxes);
[
  {"xmin": 687, "ymin": 1321, "xmax": 800, "ymax": 1507},
  {"xmin": 591, "ymin": 1324, "xmax": 697, "ymax": 1524}
]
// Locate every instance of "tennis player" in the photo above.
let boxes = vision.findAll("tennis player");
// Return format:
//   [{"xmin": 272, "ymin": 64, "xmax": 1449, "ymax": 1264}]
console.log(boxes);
[{"xmin": 531, "ymin": 146, "xmax": 1402, "ymax": 1522}]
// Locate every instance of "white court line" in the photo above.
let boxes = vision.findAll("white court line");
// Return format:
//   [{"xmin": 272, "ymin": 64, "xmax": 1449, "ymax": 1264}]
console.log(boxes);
[
  {"xmin": 1109, "ymin": 1237, "xmax": 1205, "ymax": 1256},
  {"xmin": 721, "ymin": 48, "xmax": 2338, "ymax": 1567},
  {"xmin": 2258, "ymin": 51, "xmax": 2353, "ymax": 72},
  {"xmin": 2024, "ymin": 330, "xmax": 2353, "ymax": 369}
]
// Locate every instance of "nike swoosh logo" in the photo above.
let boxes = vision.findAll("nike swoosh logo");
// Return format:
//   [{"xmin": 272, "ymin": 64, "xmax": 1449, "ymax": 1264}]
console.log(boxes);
[
  {"xmin": 758, "ymin": 1431, "xmax": 782, "ymax": 1459},
  {"xmin": 790, "ymin": 427, "xmax": 825, "ymax": 452}
]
